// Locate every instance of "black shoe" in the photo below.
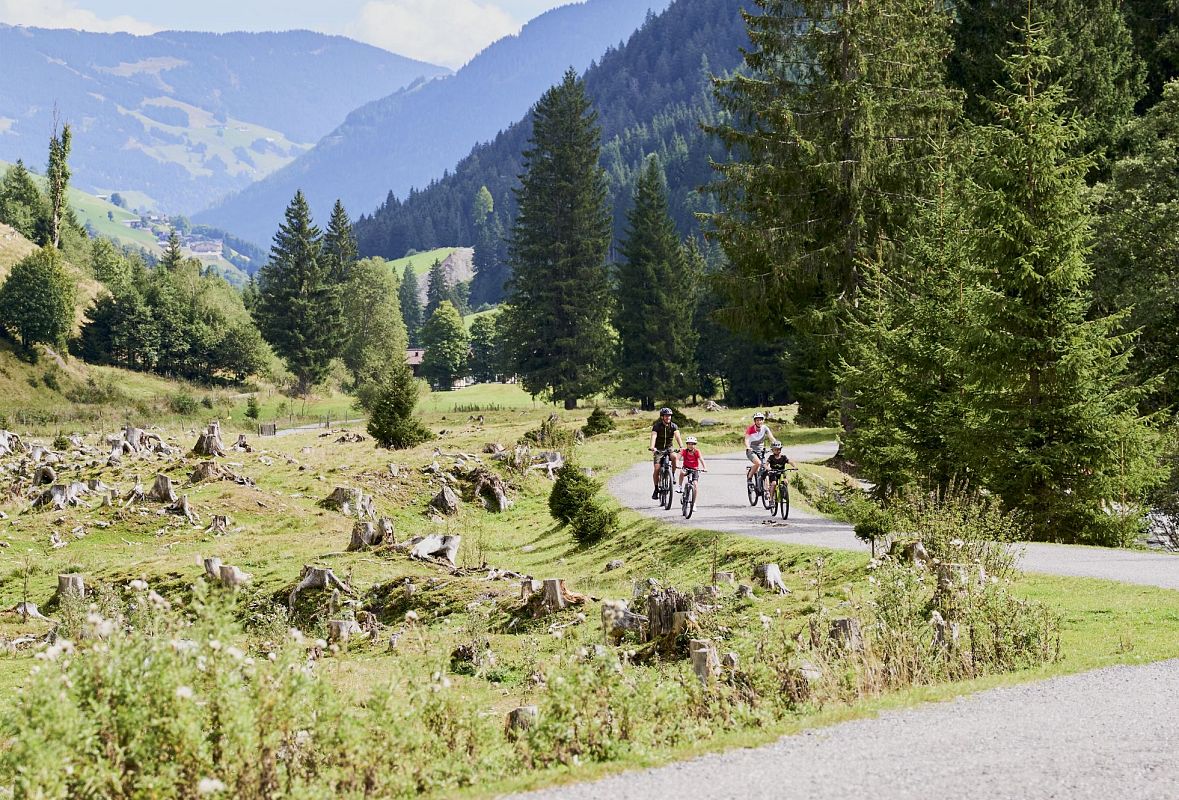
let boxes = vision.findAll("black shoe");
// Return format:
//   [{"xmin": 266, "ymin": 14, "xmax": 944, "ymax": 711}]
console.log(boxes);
[{"xmin": 652, "ymin": 488, "xmax": 660, "ymax": 500}]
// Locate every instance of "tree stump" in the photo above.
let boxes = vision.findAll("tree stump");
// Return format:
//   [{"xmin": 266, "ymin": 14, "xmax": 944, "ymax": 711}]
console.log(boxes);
[
  {"xmin": 230, "ymin": 434, "xmax": 253, "ymax": 452},
  {"xmin": 601, "ymin": 599, "xmax": 648, "ymax": 645},
  {"xmin": 189, "ymin": 461, "xmax": 225, "ymax": 483},
  {"xmin": 123, "ymin": 475, "xmax": 145, "ymax": 506},
  {"xmin": 32, "ymin": 465, "xmax": 56, "ymax": 486},
  {"xmin": 377, "ymin": 517, "xmax": 395, "ymax": 542},
  {"xmin": 935, "ymin": 562, "xmax": 970, "ymax": 594},
  {"xmin": 107, "ymin": 441, "xmax": 125, "ymax": 465},
  {"xmin": 605, "ymin": 558, "xmax": 624, "ymax": 572},
  {"xmin": 57, "ymin": 573, "xmax": 85, "ymax": 599},
  {"xmin": 642, "ymin": 586, "xmax": 694, "ymax": 644},
  {"xmin": 403, "ymin": 534, "xmax": 461, "ymax": 567},
  {"xmin": 429, "ymin": 486, "xmax": 460, "ymax": 515},
  {"xmin": 203, "ymin": 556, "xmax": 223, "ymax": 581},
  {"xmin": 525, "ymin": 578, "xmax": 586, "ymax": 617},
  {"xmin": 289, "ymin": 565, "xmax": 353, "ymax": 610},
  {"xmin": 35, "ymin": 484, "xmax": 76, "ymax": 511},
  {"xmin": 721, "ymin": 651, "xmax": 739, "ymax": 669},
  {"xmin": 712, "ymin": 571, "xmax": 735, "ymax": 585},
  {"xmin": 828, "ymin": 617, "xmax": 864, "ymax": 652},
  {"xmin": 192, "ymin": 422, "xmax": 227, "ymax": 457},
  {"xmin": 506, "ymin": 705, "xmax": 538, "ymax": 738},
  {"xmin": 520, "ymin": 578, "xmax": 542, "ymax": 600},
  {"xmin": 783, "ymin": 659, "xmax": 824, "ymax": 704},
  {"xmin": 86, "ymin": 479, "xmax": 112, "ymax": 494},
  {"xmin": 168, "ymin": 494, "xmax": 199, "ymax": 524},
  {"xmin": 471, "ymin": 467, "xmax": 512, "ymax": 512},
  {"xmin": 123, "ymin": 426, "xmax": 145, "ymax": 453},
  {"xmin": 347, "ymin": 520, "xmax": 389, "ymax": 551},
  {"xmin": 753, "ymin": 563, "xmax": 790, "ymax": 594},
  {"xmin": 689, "ymin": 639, "xmax": 721, "ymax": 686},
  {"xmin": 148, "ymin": 474, "xmax": 177, "ymax": 504},
  {"xmin": 328, "ymin": 619, "xmax": 361, "ymax": 642},
  {"xmin": 736, "ymin": 583, "xmax": 755, "ymax": 600},
  {"xmin": 321, "ymin": 487, "xmax": 363, "ymax": 515},
  {"xmin": 218, "ymin": 564, "xmax": 251, "ymax": 590},
  {"xmin": 205, "ymin": 515, "xmax": 230, "ymax": 535}
]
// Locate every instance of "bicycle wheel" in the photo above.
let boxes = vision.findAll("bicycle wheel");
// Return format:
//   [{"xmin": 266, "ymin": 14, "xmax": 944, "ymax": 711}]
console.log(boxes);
[
  {"xmin": 779, "ymin": 482, "xmax": 790, "ymax": 519},
  {"xmin": 761, "ymin": 475, "xmax": 773, "ymax": 510},
  {"xmin": 770, "ymin": 483, "xmax": 780, "ymax": 517},
  {"xmin": 683, "ymin": 483, "xmax": 695, "ymax": 519},
  {"xmin": 661, "ymin": 470, "xmax": 673, "ymax": 510},
  {"xmin": 746, "ymin": 471, "xmax": 757, "ymax": 506}
]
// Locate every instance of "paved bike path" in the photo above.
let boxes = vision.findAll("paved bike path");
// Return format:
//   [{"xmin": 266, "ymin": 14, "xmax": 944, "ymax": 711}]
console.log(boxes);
[{"xmin": 608, "ymin": 441, "xmax": 1179, "ymax": 591}]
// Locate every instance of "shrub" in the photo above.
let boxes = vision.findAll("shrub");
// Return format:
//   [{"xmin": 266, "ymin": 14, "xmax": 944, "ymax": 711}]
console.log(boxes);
[
  {"xmin": 549, "ymin": 462, "xmax": 600, "ymax": 525},
  {"xmin": 570, "ymin": 498, "xmax": 619, "ymax": 544},
  {"xmin": 368, "ymin": 364, "xmax": 433, "ymax": 449},
  {"xmin": 168, "ymin": 391, "xmax": 199, "ymax": 415},
  {"xmin": 582, "ymin": 406, "xmax": 614, "ymax": 437},
  {"xmin": 244, "ymin": 395, "xmax": 260, "ymax": 420},
  {"xmin": 65, "ymin": 375, "xmax": 128, "ymax": 405},
  {"xmin": 51, "ymin": 432, "xmax": 70, "ymax": 451},
  {"xmin": 661, "ymin": 406, "xmax": 698, "ymax": 430},
  {"xmin": 41, "ymin": 369, "xmax": 61, "ymax": 392},
  {"xmin": 200, "ymin": 395, "xmax": 215, "ymax": 410},
  {"xmin": 522, "ymin": 415, "xmax": 575, "ymax": 451}
]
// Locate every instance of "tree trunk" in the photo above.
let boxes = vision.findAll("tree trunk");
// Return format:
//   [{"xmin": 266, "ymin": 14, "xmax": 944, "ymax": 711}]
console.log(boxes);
[
  {"xmin": 57, "ymin": 573, "xmax": 85, "ymax": 599},
  {"xmin": 642, "ymin": 586, "xmax": 694, "ymax": 644},
  {"xmin": 753, "ymin": 563, "xmax": 790, "ymax": 595},
  {"xmin": 564, "ymin": 397, "xmax": 577, "ymax": 410}
]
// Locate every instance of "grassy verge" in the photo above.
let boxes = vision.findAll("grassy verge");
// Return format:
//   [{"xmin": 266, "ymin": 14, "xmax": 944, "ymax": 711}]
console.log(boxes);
[{"xmin": 0, "ymin": 400, "xmax": 1174, "ymax": 795}]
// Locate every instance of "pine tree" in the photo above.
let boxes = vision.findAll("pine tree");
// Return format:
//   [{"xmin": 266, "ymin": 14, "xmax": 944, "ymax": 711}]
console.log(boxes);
[
  {"xmin": 160, "ymin": 229, "xmax": 184, "ymax": 271},
  {"xmin": 46, "ymin": 121, "xmax": 71, "ymax": 249},
  {"xmin": 500, "ymin": 69, "xmax": 614, "ymax": 409},
  {"xmin": 0, "ymin": 246, "xmax": 76, "ymax": 350},
  {"xmin": 424, "ymin": 259, "xmax": 450, "ymax": 317},
  {"xmin": 709, "ymin": 0, "xmax": 959, "ymax": 423},
  {"xmin": 470, "ymin": 186, "xmax": 508, "ymax": 306},
  {"xmin": 399, "ymin": 264, "xmax": 423, "ymax": 347},
  {"xmin": 367, "ymin": 362, "xmax": 432, "ymax": 449},
  {"xmin": 0, "ymin": 160, "xmax": 49, "ymax": 243},
  {"xmin": 949, "ymin": 0, "xmax": 1143, "ymax": 165},
  {"xmin": 342, "ymin": 257, "xmax": 408, "ymax": 410},
  {"xmin": 957, "ymin": 20, "xmax": 1161, "ymax": 544},
  {"xmin": 468, "ymin": 313, "xmax": 499, "ymax": 382},
  {"xmin": 322, "ymin": 199, "xmax": 358, "ymax": 283},
  {"xmin": 420, "ymin": 301, "xmax": 468, "ymax": 388},
  {"xmin": 255, "ymin": 191, "xmax": 336, "ymax": 393},
  {"xmin": 614, "ymin": 156, "xmax": 697, "ymax": 410}
]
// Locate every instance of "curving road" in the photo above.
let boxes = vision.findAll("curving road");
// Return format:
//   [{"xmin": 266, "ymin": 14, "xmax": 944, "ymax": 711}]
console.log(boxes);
[
  {"xmin": 608, "ymin": 441, "xmax": 1179, "ymax": 591},
  {"xmin": 492, "ymin": 443, "xmax": 1179, "ymax": 800}
]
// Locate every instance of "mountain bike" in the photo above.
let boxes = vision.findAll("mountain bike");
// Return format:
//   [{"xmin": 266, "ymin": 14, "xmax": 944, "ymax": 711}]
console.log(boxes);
[
  {"xmin": 654, "ymin": 448, "xmax": 675, "ymax": 510},
  {"xmin": 747, "ymin": 448, "xmax": 767, "ymax": 506},
  {"xmin": 767, "ymin": 467, "xmax": 798, "ymax": 519},
  {"xmin": 681, "ymin": 467, "xmax": 701, "ymax": 519}
]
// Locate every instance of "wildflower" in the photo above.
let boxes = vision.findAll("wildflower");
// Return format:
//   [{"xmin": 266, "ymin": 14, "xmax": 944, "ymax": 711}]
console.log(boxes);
[
  {"xmin": 175, "ymin": 685, "xmax": 194, "ymax": 700},
  {"xmin": 128, "ymin": 579, "xmax": 148, "ymax": 592},
  {"xmin": 226, "ymin": 646, "xmax": 245, "ymax": 662},
  {"xmin": 267, "ymin": 652, "xmax": 278, "ymax": 662},
  {"xmin": 197, "ymin": 777, "xmax": 226, "ymax": 795},
  {"xmin": 758, "ymin": 614, "xmax": 772, "ymax": 630},
  {"xmin": 207, "ymin": 639, "xmax": 222, "ymax": 651}
]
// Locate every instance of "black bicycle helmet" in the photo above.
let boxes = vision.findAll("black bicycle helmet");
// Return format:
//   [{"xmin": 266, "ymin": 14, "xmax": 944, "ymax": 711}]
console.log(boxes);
[{"xmin": 659, "ymin": 407, "xmax": 673, "ymax": 416}]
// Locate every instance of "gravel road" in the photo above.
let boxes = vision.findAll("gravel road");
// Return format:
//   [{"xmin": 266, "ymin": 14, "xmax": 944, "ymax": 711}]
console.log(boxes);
[{"xmin": 497, "ymin": 441, "xmax": 1179, "ymax": 800}]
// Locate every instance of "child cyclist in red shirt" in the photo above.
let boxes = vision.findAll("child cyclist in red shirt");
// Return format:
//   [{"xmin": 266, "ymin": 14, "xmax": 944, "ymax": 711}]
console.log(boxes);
[{"xmin": 677, "ymin": 436, "xmax": 708, "ymax": 499}]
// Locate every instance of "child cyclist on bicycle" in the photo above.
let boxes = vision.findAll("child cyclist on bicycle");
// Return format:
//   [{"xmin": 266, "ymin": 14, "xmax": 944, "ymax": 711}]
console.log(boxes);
[
  {"xmin": 764, "ymin": 441, "xmax": 795, "ymax": 498},
  {"xmin": 677, "ymin": 436, "xmax": 708, "ymax": 498}
]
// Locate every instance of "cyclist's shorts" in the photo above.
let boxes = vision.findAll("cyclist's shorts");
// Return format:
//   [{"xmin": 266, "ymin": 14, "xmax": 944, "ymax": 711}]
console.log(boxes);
[
  {"xmin": 653, "ymin": 448, "xmax": 675, "ymax": 464},
  {"xmin": 747, "ymin": 448, "xmax": 765, "ymax": 464},
  {"xmin": 682, "ymin": 468, "xmax": 699, "ymax": 480}
]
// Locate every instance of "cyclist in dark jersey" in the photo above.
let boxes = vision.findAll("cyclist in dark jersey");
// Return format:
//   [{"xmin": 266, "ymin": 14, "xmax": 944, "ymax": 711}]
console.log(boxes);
[
  {"xmin": 649, "ymin": 407, "xmax": 684, "ymax": 500},
  {"xmin": 764, "ymin": 441, "xmax": 794, "ymax": 498}
]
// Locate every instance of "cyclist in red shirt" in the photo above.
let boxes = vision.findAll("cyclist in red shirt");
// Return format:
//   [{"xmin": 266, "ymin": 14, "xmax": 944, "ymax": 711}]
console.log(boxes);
[
  {"xmin": 744, "ymin": 411, "xmax": 779, "ymax": 487},
  {"xmin": 677, "ymin": 435, "xmax": 708, "ymax": 499}
]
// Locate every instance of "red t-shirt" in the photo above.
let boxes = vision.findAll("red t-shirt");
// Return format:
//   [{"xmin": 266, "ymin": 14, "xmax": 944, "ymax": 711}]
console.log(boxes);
[{"xmin": 681, "ymin": 449, "xmax": 702, "ymax": 469}]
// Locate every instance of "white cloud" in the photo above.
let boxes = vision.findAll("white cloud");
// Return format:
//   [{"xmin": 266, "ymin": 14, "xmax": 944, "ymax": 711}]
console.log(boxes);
[
  {"xmin": 346, "ymin": 0, "xmax": 520, "ymax": 69},
  {"xmin": 0, "ymin": 0, "xmax": 159, "ymax": 34}
]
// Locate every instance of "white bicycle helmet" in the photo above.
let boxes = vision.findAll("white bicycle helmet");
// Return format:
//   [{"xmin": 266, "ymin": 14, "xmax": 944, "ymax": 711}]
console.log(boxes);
[{"xmin": 685, "ymin": 436, "xmax": 697, "ymax": 444}]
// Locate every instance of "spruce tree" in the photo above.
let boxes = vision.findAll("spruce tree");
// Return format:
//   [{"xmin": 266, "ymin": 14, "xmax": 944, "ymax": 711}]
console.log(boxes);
[
  {"xmin": 614, "ymin": 156, "xmax": 697, "ymax": 410},
  {"xmin": 46, "ymin": 122, "xmax": 71, "ymax": 249},
  {"xmin": 958, "ymin": 21, "xmax": 1161, "ymax": 544},
  {"xmin": 255, "ymin": 191, "xmax": 336, "ymax": 393},
  {"xmin": 0, "ymin": 247, "xmax": 76, "ymax": 350},
  {"xmin": 399, "ymin": 264, "xmax": 423, "ymax": 347},
  {"xmin": 500, "ymin": 69, "xmax": 614, "ymax": 409},
  {"xmin": 322, "ymin": 199, "xmax": 358, "ymax": 283},
  {"xmin": 419, "ymin": 301, "xmax": 468, "ymax": 388},
  {"xmin": 367, "ymin": 362, "xmax": 432, "ymax": 449},
  {"xmin": 424, "ymin": 259, "xmax": 450, "ymax": 317},
  {"xmin": 709, "ymin": 0, "xmax": 959, "ymax": 423},
  {"xmin": 160, "ymin": 229, "xmax": 184, "ymax": 271},
  {"xmin": 0, "ymin": 160, "xmax": 49, "ymax": 243}
]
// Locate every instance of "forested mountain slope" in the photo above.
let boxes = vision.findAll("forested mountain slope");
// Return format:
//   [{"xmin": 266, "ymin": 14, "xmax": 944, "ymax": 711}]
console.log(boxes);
[
  {"xmin": 193, "ymin": 0, "xmax": 671, "ymax": 246},
  {"xmin": 352, "ymin": 0, "xmax": 751, "ymax": 271},
  {"xmin": 0, "ymin": 26, "xmax": 447, "ymax": 214}
]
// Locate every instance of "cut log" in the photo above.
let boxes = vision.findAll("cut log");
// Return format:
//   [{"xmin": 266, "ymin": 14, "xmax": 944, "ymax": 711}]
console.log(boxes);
[
  {"xmin": 167, "ymin": 494, "xmax": 200, "ymax": 524},
  {"xmin": 123, "ymin": 426, "xmax": 145, "ymax": 453},
  {"xmin": 147, "ymin": 474, "xmax": 178, "ymax": 504},
  {"xmin": 752, "ymin": 563, "xmax": 790, "ymax": 595},
  {"xmin": 191, "ymin": 422, "xmax": 227, "ymax": 457},
  {"xmin": 57, "ymin": 573, "xmax": 85, "ymax": 599},
  {"xmin": 328, "ymin": 619, "xmax": 361, "ymax": 642},
  {"xmin": 828, "ymin": 617, "xmax": 864, "ymax": 652},
  {"xmin": 205, "ymin": 515, "xmax": 230, "ymax": 535},
  {"xmin": 288, "ymin": 565, "xmax": 353, "ymax": 611},
  {"xmin": 32, "ymin": 464, "xmax": 56, "ymax": 486},
  {"xmin": 601, "ymin": 599, "xmax": 648, "ymax": 645},
  {"xmin": 471, "ymin": 467, "xmax": 512, "ymax": 512},
  {"xmin": 642, "ymin": 586, "xmax": 695, "ymax": 643},
  {"xmin": 689, "ymin": 639, "xmax": 721, "ymax": 686},
  {"xmin": 405, "ymin": 534, "xmax": 461, "ymax": 567},
  {"xmin": 347, "ymin": 520, "xmax": 389, "ymax": 551},
  {"xmin": 506, "ymin": 705, "xmax": 538, "ymax": 738},
  {"xmin": 218, "ymin": 564, "xmax": 251, "ymax": 590},
  {"xmin": 525, "ymin": 578, "xmax": 586, "ymax": 617},
  {"xmin": 202, "ymin": 556, "xmax": 223, "ymax": 581},
  {"xmin": 520, "ymin": 578, "xmax": 542, "ymax": 600}
]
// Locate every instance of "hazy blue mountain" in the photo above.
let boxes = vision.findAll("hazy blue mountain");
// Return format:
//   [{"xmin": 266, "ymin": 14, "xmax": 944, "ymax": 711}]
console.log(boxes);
[
  {"xmin": 0, "ymin": 26, "xmax": 448, "ymax": 214},
  {"xmin": 194, "ymin": 0, "xmax": 672, "ymax": 246}
]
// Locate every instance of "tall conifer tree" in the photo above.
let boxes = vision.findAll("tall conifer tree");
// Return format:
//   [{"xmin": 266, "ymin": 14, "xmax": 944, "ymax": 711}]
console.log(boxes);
[
  {"xmin": 614, "ymin": 156, "xmax": 697, "ymax": 410},
  {"xmin": 160, "ymin": 229, "xmax": 184, "ymax": 272},
  {"xmin": 958, "ymin": 20, "xmax": 1160, "ymax": 544},
  {"xmin": 470, "ymin": 186, "xmax": 508, "ymax": 306},
  {"xmin": 424, "ymin": 259, "xmax": 450, "ymax": 317},
  {"xmin": 710, "ymin": 0, "xmax": 958, "ymax": 423},
  {"xmin": 399, "ymin": 264, "xmax": 423, "ymax": 347},
  {"xmin": 500, "ymin": 69, "xmax": 614, "ymax": 409},
  {"xmin": 322, "ymin": 199, "xmax": 358, "ymax": 283},
  {"xmin": 46, "ymin": 121, "xmax": 71, "ymax": 249},
  {"xmin": 255, "ymin": 190, "xmax": 336, "ymax": 393}
]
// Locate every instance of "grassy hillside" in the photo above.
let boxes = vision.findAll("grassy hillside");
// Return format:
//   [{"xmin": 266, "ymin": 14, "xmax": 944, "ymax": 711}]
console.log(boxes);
[{"xmin": 385, "ymin": 247, "xmax": 458, "ymax": 277}]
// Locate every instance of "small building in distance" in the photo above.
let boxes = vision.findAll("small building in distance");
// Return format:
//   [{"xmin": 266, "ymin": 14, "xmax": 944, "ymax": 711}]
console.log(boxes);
[{"xmin": 405, "ymin": 348, "xmax": 425, "ymax": 378}]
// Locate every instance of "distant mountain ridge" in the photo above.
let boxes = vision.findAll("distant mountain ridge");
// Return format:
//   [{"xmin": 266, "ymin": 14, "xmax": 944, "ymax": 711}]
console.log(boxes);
[
  {"xmin": 0, "ymin": 25, "xmax": 448, "ymax": 214},
  {"xmin": 193, "ymin": 0, "xmax": 672, "ymax": 246}
]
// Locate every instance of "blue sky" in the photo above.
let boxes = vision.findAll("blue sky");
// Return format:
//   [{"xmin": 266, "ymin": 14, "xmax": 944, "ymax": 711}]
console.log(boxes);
[{"xmin": 0, "ymin": 0, "xmax": 576, "ymax": 68}]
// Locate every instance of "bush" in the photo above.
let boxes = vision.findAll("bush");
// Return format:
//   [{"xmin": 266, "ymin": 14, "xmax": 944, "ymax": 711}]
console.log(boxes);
[
  {"xmin": 200, "ymin": 395, "xmax": 215, "ymax": 410},
  {"xmin": 41, "ymin": 369, "xmax": 61, "ymax": 392},
  {"xmin": 244, "ymin": 395, "xmax": 260, "ymax": 420},
  {"xmin": 582, "ymin": 406, "xmax": 614, "ymax": 437},
  {"xmin": 570, "ymin": 498, "xmax": 619, "ymax": 544},
  {"xmin": 522, "ymin": 415, "xmax": 575, "ymax": 451},
  {"xmin": 51, "ymin": 432, "xmax": 70, "ymax": 451},
  {"xmin": 168, "ymin": 391, "xmax": 199, "ymax": 415},
  {"xmin": 661, "ymin": 406, "xmax": 698, "ymax": 430},
  {"xmin": 549, "ymin": 462, "xmax": 601, "ymax": 525},
  {"xmin": 65, "ymin": 375, "xmax": 128, "ymax": 405}
]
